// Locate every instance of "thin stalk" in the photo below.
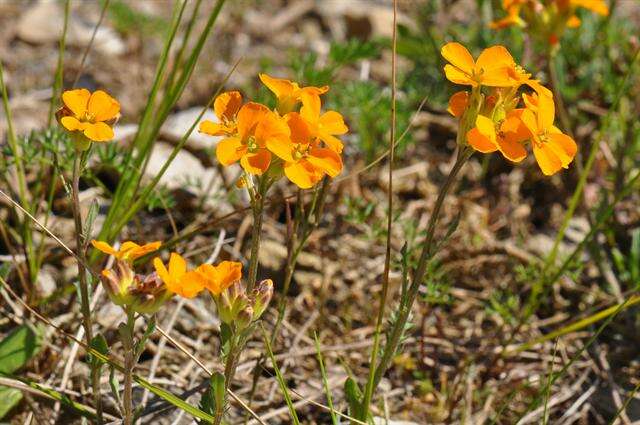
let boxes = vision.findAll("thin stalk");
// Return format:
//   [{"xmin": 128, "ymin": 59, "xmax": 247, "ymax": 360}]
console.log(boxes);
[
  {"xmin": 213, "ymin": 334, "xmax": 239, "ymax": 425},
  {"xmin": 71, "ymin": 152, "xmax": 102, "ymax": 423},
  {"xmin": 247, "ymin": 179, "xmax": 267, "ymax": 292},
  {"xmin": 372, "ymin": 148, "xmax": 472, "ymax": 389},
  {"xmin": 48, "ymin": 0, "xmax": 70, "ymax": 127},
  {"xmin": 360, "ymin": 1, "xmax": 397, "ymax": 419},
  {"xmin": 122, "ymin": 308, "xmax": 136, "ymax": 425}
]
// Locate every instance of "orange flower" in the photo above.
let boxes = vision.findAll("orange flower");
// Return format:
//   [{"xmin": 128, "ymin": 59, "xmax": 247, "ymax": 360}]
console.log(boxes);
[
  {"xmin": 441, "ymin": 43, "xmax": 515, "ymax": 88},
  {"xmin": 193, "ymin": 261, "xmax": 243, "ymax": 296},
  {"xmin": 559, "ymin": 0, "xmax": 609, "ymax": 15},
  {"xmin": 199, "ymin": 91, "xmax": 243, "ymax": 136},
  {"xmin": 58, "ymin": 89, "xmax": 120, "ymax": 142},
  {"xmin": 259, "ymin": 73, "xmax": 328, "ymax": 114},
  {"xmin": 299, "ymin": 92, "xmax": 348, "ymax": 154},
  {"xmin": 447, "ymin": 91, "xmax": 469, "ymax": 117},
  {"xmin": 153, "ymin": 253, "xmax": 206, "ymax": 299},
  {"xmin": 268, "ymin": 112, "xmax": 343, "ymax": 189},
  {"xmin": 211, "ymin": 102, "xmax": 290, "ymax": 175},
  {"xmin": 466, "ymin": 112, "xmax": 529, "ymax": 162},
  {"xmin": 490, "ymin": 0, "xmax": 526, "ymax": 29},
  {"xmin": 519, "ymin": 94, "xmax": 577, "ymax": 175},
  {"xmin": 91, "ymin": 240, "xmax": 161, "ymax": 262}
]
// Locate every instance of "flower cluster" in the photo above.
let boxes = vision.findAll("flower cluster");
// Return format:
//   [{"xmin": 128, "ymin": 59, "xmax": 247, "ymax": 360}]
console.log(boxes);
[
  {"xmin": 57, "ymin": 88, "xmax": 120, "ymax": 150},
  {"xmin": 92, "ymin": 240, "xmax": 272, "ymax": 326},
  {"xmin": 199, "ymin": 74, "xmax": 348, "ymax": 189},
  {"xmin": 491, "ymin": 0, "xmax": 609, "ymax": 45},
  {"xmin": 442, "ymin": 42, "xmax": 577, "ymax": 175}
]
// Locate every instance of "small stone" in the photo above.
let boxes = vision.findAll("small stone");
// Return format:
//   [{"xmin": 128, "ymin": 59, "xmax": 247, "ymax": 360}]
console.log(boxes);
[{"xmin": 161, "ymin": 107, "xmax": 219, "ymax": 151}]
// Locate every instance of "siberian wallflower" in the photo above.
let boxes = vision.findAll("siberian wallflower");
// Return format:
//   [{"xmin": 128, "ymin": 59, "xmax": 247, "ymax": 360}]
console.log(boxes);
[
  {"xmin": 91, "ymin": 240, "xmax": 161, "ymax": 263},
  {"xmin": 193, "ymin": 260, "xmax": 243, "ymax": 296},
  {"xmin": 57, "ymin": 89, "xmax": 120, "ymax": 146},
  {"xmin": 299, "ymin": 92, "xmax": 349, "ymax": 154},
  {"xmin": 268, "ymin": 112, "xmax": 342, "ymax": 188},
  {"xmin": 441, "ymin": 43, "xmax": 515, "ymax": 88},
  {"xmin": 198, "ymin": 91, "xmax": 243, "ymax": 136},
  {"xmin": 444, "ymin": 42, "xmax": 577, "ymax": 175},
  {"xmin": 491, "ymin": 0, "xmax": 609, "ymax": 45},
  {"xmin": 202, "ymin": 101, "xmax": 290, "ymax": 175},
  {"xmin": 518, "ymin": 93, "xmax": 577, "ymax": 175},
  {"xmin": 153, "ymin": 253, "xmax": 206, "ymax": 298}
]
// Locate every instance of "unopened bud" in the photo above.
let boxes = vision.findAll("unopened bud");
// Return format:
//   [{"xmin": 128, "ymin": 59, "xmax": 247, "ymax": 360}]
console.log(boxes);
[
  {"xmin": 100, "ymin": 261, "xmax": 169, "ymax": 314},
  {"xmin": 215, "ymin": 281, "xmax": 249, "ymax": 325},
  {"xmin": 251, "ymin": 279, "xmax": 273, "ymax": 320},
  {"xmin": 237, "ymin": 306, "xmax": 253, "ymax": 330}
]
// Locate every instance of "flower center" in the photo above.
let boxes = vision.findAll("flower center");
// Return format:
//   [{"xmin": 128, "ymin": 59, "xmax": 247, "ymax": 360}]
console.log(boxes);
[{"xmin": 246, "ymin": 136, "xmax": 259, "ymax": 153}]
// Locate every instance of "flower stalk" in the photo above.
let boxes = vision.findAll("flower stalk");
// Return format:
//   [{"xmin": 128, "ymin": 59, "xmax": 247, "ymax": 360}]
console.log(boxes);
[
  {"xmin": 371, "ymin": 146, "xmax": 472, "ymax": 391},
  {"xmin": 71, "ymin": 151, "xmax": 103, "ymax": 423},
  {"xmin": 120, "ymin": 307, "xmax": 136, "ymax": 425}
]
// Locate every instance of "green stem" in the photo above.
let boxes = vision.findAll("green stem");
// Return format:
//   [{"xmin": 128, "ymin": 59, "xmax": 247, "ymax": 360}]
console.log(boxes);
[
  {"xmin": 247, "ymin": 181, "xmax": 267, "ymax": 293},
  {"xmin": 71, "ymin": 153, "xmax": 103, "ymax": 423},
  {"xmin": 122, "ymin": 308, "xmax": 136, "ymax": 425},
  {"xmin": 214, "ymin": 333, "xmax": 240, "ymax": 425},
  {"xmin": 361, "ymin": 3, "xmax": 398, "ymax": 417},
  {"xmin": 372, "ymin": 148, "xmax": 471, "ymax": 390}
]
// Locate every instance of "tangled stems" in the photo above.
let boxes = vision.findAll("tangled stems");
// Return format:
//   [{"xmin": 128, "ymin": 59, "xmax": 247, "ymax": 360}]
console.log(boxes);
[
  {"xmin": 371, "ymin": 146, "xmax": 472, "ymax": 391},
  {"xmin": 71, "ymin": 151, "xmax": 103, "ymax": 423}
]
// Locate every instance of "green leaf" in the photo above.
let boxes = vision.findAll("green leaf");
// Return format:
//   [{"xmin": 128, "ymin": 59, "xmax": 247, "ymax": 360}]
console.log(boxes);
[
  {"xmin": 89, "ymin": 333, "xmax": 109, "ymax": 370},
  {"xmin": 0, "ymin": 324, "xmax": 42, "ymax": 374},
  {"xmin": 199, "ymin": 372, "xmax": 225, "ymax": 423},
  {"xmin": 0, "ymin": 387, "xmax": 22, "ymax": 419}
]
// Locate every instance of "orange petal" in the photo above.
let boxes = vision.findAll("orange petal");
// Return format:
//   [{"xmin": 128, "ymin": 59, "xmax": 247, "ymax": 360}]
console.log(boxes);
[
  {"xmin": 214, "ymin": 91, "xmax": 243, "ymax": 121},
  {"xmin": 443, "ymin": 64, "xmax": 475, "ymax": 86},
  {"xmin": 519, "ymin": 108, "xmax": 539, "ymax": 135},
  {"xmin": 319, "ymin": 111, "xmax": 348, "ymax": 135},
  {"xmin": 216, "ymin": 137, "xmax": 245, "ymax": 166},
  {"xmin": 567, "ymin": 15, "xmax": 581, "ymax": 28},
  {"xmin": 447, "ymin": 91, "xmax": 469, "ymax": 117},
  {"xmin": 199, "ymin": 120, "xmax": 230, "ymax": 136},
  {"xmin": 83, "ymin": 122, "xmax": 114, "ymax": 142},
  {"xmin": 533, "ymin": 142, "xmax": 563, "ymax": 176},
  {"xmin": 286, "ymin": 112, "xmax": 313, "ymax": 144},
  {"xmin": 307, "ymin": 147, "xmax": 343, "ymax": 177},
  {"xmin": 240, "ymin": 149, "xmax": 271, "ymax": 175},
  {"xmin": 284, "ymin": 160, "xmax": 321, "ymax": 189},
  {"xmin": 62, "ymin": 89, "xmax": 90, "ymax": 118},
  {"xmin": 87, "ymin": 90, "xmax": 120, "ymax": 122},
  {"xmin": 168, "ymin": 252, "xmax": 186, "ymax": 278},
  {"xmin": 153, "ymin": 257, "xmax": 171, "ymax": 285},
  {"xmin": 441, "ymin": 42, "xmax": 475, "ymax": 75},
  {"xmin": 571, "ymin": 0, "xmax": 608, "ymax": 15},
  {"xmin": 318, "ymin": 131, "xmax": 344, "ymax": 154},
  {"xmin": 466, "ymin": 115, "xmax": 498, "ymax": 153},
  {"xmin": 501, "ymin": 112, "xmax": 532, "ymax": 143},
  {"xmin": 214, "ymin": 261, "xmax": 242, "ymax": 291},
  {"xmin": 547, "ymin": 133, "xmax": 577, "ymax": 167},
  {"xmin": 255, "ymin": 111, "xmax": 290, "ymax": 147},
  {"xmin": 265, "ymin": 136, "xmax": 295, "ymax": 162},
  {"xmin": 259, "ymin": 73, "xmax": 297, "ymax": 100},
  {"xmin": 91, "ymin": 240, "xmax": 117, "ymax": 256},
  {"xmin": 496, "ymin": 135, "xmax": 527, "ymax": 162},
  {"xmin": 536, "ymin": 93, "xmax": 555, "ymax": 130},
  {"xmin": 176, "ymin": 271, "xmax": 206, "ymax": 298},
  {"xmin": 60, "ymin": 116, "xmax": 82, "ymax": 131},
  {"xmin": 300, "ymin": 91, "xmax": 322, "ymax": 123},
  {"xmin": 236, "ymin": 102, "xmax": 269, "ymax": 140}
]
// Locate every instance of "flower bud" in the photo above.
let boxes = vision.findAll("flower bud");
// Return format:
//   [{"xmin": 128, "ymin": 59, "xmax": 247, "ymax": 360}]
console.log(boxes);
[
  {"xmin": 251, "ymin": 279, "xmax": 273, "ymax": 320},
  {"xmin": 100, "ymin": 261, "xmax": 169, "ymax": 314},
  {"xmin": 215, "ymin": 281, "xmax": 249, "ymax": 325},
  {"xmin": 236, "ymin": 306, "xmax": 254, "ymax": 330}
]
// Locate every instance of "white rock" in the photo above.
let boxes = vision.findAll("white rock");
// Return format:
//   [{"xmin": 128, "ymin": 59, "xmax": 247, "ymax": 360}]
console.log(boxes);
[
  {"xmin": 160, "ymin": 107, "xmax": 220, "ymax": 151},
  {"xmin": 17, "ymin": 1, "xmax": 125, "ymax": 55}
]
